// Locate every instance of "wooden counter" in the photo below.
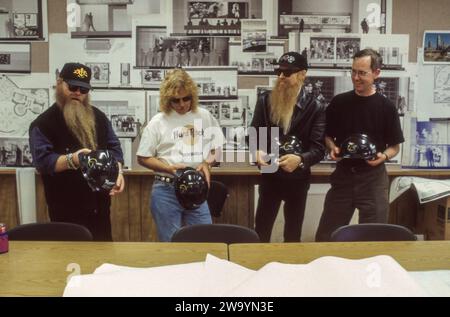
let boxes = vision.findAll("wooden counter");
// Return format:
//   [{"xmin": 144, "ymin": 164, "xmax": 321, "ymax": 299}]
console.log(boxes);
[
  {"xmin": 1, "ymin": 165, "xmax": 449, "ymax": 241},
  {"xmin": 0, "ymin": 241, "xmax": 227, "ymax": 296}
]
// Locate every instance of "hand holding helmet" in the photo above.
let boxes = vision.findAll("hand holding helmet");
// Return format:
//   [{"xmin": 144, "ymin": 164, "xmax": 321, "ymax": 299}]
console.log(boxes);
[
  {"xmin": 174, "ymin": 167, "xmax": 209, "ymax": 210},
  {"xmin": 78, "ymin": 150, "xmax": 119, "ymax": 192},
  {"xmin": 340, "ymin": 133, "xmax": 377, "ymax": 161}
]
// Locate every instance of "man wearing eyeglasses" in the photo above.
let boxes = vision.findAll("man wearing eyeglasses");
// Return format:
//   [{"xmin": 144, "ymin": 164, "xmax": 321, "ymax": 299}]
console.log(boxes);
[
  {"xmin": 136, "ymin": 68, "xmax": 224, "ymax": 242},
  {"xmin": 250, "ymin": 52, "xmax": 326, "ymax": 242},
  {"xmin": 315, "ymin": 49, "xmax": 404, "ymax": 242},
  {"xmin": 29, "ymin": 62, "xmax": 125, "ymax": 241}
]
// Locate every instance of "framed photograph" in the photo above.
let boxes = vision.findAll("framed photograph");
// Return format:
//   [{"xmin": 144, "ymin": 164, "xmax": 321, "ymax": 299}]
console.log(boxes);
[
  {"xmin": 241, "ymin": 20, "xmax": 267, "ymax": 53},
  {"xmin": 336, "ymin": 37, "xmax": 360, "ymax": 64},
  {"xmin": 423, "ymin": 31, "xmax": 450, "ymax": 64},
  {"xmin": 160, "ymin": 36, "xmax": 229, "ymax": 67},
  {"xmin": 309, "ymin": 37, "xmax": 335, "ymax": 65},
  {"xmin": 0, "ymin": 43, "xmax": 31, "ymax": 73},
  {"xmin": 141, "ymin": 69, "xmax": 165, "ymax": 88},
  {"xmin": 0, "ymin": 137, "xmax": 33, "ymax": 167},
  {"xmin": 12, "ymin": 13, "xmax": 39, "ymax": 37},
  {"xmin": 86, "ymin": 62, "xmax": 110, "ymax": 85},
  {"xmin": 185, "ymin": 67, "xmax": 238, "ymax": 99},
  {"xmin": 136, "ymin": 26, "xmax": 168, "ymax": 68}
]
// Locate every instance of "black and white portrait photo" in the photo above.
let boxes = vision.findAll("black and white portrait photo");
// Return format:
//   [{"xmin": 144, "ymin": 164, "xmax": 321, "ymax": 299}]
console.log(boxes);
[{"xmin": 86, "ymin": 62, "xmax": 109, "ymax": 85}]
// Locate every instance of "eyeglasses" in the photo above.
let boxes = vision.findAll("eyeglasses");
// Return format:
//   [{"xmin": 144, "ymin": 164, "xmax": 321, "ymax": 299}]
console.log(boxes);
[
  {"xmin": 351, "ymin": 69, "xmax": 371, "ymax": 78},
  {"xmin": 66, "ymin": 82, "xmax": 90, "ymax": 94},
  {"xmin": 274, "ymin": 68, "xmax": 301, "ymax": 77},
  {"xmin": 170, "ymin": 95, "xmax": 192, "ymax": 104}
]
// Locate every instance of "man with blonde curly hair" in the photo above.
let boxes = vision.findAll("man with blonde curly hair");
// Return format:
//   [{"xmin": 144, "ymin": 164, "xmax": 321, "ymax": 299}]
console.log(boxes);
[{"xmin": 137, "ymin": 68, "xmax": 224, "ymax": 241}]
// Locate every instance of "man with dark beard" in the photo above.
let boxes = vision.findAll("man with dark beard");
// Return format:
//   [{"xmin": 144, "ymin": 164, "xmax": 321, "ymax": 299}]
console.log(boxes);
[
  {"xmin": 250, "ymin": 52, "xmax": 326, "ymax": 242},
  {"xmin": 29, "ymin": 63, "xmax": 125, "ymax": 241}
]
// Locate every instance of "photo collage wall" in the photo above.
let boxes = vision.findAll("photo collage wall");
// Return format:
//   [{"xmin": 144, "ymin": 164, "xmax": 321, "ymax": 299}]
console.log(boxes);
[{"xmin": 2, "ymin": 0, "xmax": 448, "ymax": 169}]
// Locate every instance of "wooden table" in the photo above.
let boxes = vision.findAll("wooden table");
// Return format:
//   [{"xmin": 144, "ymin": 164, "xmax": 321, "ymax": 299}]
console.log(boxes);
[
  {"xmin": 0, "ymin": 241, "xmax": 228, "ymax": 296},
  {"xmin": 229, "ymin": 241, "xmax": 450, "ymax": 271}
]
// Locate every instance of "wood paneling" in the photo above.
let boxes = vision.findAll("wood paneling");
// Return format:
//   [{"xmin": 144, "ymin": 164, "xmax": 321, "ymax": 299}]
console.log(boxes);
[
  {"xmin": 0, "ymin": 175, "xmax": 18, "ymax": 230},
  {"xmin": 392, "ymin": 0, "xmax": 450, "ymax": 62},
  {"xmin": 48, "ymin": 0, "xmax": 68, "ymax": 34},
  {"xmin": 31, "ymin": 42, "xmax": 49, "ymax": 73}
]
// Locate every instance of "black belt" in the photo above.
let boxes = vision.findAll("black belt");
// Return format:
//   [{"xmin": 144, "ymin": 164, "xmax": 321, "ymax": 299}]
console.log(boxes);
[{"xmin": 155, "ymin": 175, "xmax": 174, "ymax": 183}]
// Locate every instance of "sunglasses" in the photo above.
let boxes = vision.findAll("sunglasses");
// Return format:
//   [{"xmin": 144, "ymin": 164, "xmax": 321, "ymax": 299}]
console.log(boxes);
[
  {"xmin": 274, "ymin": 68, "xmax": 301, "ymax": 77},
  {"xmin": 66, "ymin": 82, "xmax": 90, "ymax": 94},
  {"xmin": 170, "ymin": 95, "xmax": 192, "ymax": 104}
]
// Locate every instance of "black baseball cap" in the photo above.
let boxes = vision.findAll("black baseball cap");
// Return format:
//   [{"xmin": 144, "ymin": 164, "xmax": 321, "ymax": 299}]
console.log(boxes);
[
  {"xmin": 274, "ymin": 52, "xmax": 308, "ymax": 71},
  {"xmin": 59, "ymin": 62, "xmax": 92, "ymax": 89}
]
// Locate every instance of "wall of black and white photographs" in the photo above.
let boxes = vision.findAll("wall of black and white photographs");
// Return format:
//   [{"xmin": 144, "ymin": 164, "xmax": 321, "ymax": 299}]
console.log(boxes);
[
  {"xmin": 278, "ymin": 0, "xmax": 393, "ymax": 37},
  {"xmin": 290, "ymin": 33, "xmax": 409, "ymax": 69},
  {"xmin": 172, "ymin": 0, "xmax": 262, "ymax": 37}
]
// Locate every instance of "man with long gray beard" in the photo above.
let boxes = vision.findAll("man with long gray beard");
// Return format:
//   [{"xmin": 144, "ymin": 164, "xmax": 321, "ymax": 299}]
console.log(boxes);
[
  {"xmin": 29, "ymin": 63, "xmax": 125, "ymax": 241},
  {"xmin": 251, "ymin": 52, "xmax": 326, "ymax": 242}
]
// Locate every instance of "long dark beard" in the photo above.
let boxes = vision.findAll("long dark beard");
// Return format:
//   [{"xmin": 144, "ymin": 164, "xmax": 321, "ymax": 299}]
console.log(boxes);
[
  {"xmin": 269, "ymin": 78, "xmax": 302, "ymax": 134},
  {"xmin": 56, "ymin": 86, "xmax": 97, "ymax": 149}
]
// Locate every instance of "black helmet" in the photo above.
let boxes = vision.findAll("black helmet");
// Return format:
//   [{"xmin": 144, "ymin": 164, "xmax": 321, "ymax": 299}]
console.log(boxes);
[
  {"xmin": 174, "ymin": 167, "xmax": 208, "ymax": 210},
  {"xmin": 78, "ymin": 150, "xmax": 119, "ymax": 192},
  {"xmin": 340, "ymin": 133, "xmax": 377, "ymax": 160},
  {"xmin": 276, "ymin": 135, "xmax": 304, "ymax": 156}
]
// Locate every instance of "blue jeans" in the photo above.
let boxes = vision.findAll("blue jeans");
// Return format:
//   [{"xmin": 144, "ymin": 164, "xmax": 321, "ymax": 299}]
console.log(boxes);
[{"xmin": 150, "ymin": 180, "xmax": 212, "ymax": 242}]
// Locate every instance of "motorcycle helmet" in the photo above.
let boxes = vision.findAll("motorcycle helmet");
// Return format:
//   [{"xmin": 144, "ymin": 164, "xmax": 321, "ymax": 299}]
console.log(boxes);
[
  {"xmin": 340, "ymin": 133, "xmax": 377, "ymax": 160},
  {"xmin": 174, "ymin": 167, "xmax": 208, "ymax": 210},
  {"xmin": 276, "ymin": 135, "xmax": 304, "ymax": 156},
  {"xmin": 78, "ymin": 150, "xmax": 119, "ymax": 192}
]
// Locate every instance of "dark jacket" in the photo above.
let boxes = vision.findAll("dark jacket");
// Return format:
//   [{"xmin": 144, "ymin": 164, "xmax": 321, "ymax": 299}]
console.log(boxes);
[
  {"xmin": 29, "ymin": 103, "xmax": 121, "ymax": 218},
  {"xmin": 250, "ymin": 89, "xmax": 326, "ymax": 180}
]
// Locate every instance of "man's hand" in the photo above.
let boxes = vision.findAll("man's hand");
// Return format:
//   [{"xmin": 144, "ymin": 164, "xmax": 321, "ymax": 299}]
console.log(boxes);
[
  {"xmin": 329, "ymin": 145, "xmax": 341, "ymax": 161},
  {"xmin": 196, "ymin": 162, "xmax": 211, "ymax": 187},
  {"xmin": 110, "ymin": 173, "xmax": 125, "ymax": 196},
  {"xmin": 73, "ymin": 148, "xmax": 91, "ymax": 168},
  {"xmin": 255, "ymin": 150, "xmax": 270, "ymax": 167},
  {"xmin": 366, "ymin": 152, "xmax": 387, "ymax": 167},
  {"xmin": 278, "ymin": 154, "xmax": 301, "ymax": 173}
]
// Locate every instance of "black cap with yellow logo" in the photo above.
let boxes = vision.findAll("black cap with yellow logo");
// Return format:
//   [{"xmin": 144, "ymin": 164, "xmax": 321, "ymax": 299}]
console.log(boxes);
[{"xmin": 59, "ymin": 62, "xmax": 92, "ymax": 89}]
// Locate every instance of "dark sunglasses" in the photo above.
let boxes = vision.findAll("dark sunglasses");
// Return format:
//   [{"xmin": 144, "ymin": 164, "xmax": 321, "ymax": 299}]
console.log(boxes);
[
  {"xmin": 274, "ymin": 68, "xmax": 301, "ymax": 77},
  {"xmin": 170, "ymin": 95, "xmax": 192, "ymax": 104},
  {"xmin": 66, "ymin": 82, "xmax": 90, "ymax": 94}
]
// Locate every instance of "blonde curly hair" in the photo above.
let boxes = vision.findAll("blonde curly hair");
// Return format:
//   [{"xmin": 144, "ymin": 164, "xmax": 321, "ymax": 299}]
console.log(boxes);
[{"xmin": 159, "ymin": 68, "xmax": 199, "ymax": 114}]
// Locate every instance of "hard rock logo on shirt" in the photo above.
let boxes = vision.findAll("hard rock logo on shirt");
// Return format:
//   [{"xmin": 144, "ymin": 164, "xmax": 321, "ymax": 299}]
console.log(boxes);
[{"xmin": 173, "ymin": 124, "xmax": 204, "ymax": 146}]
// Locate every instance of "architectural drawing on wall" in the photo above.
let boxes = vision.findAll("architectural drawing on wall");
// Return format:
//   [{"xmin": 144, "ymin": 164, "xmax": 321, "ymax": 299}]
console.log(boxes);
[
  {"xmin": 0, "ymin": 43, "xmax": 31, "ymax": 73},
  {"xmin": 86, "ymin": 62, "xmax": 110, "ymax": 86},
  {"xmin": 241, "ymin": 19, "xmax": 266, "ymax": 53},
  {"xmin": 434, "ymin": 65, "xmax": 450, "ymax": 103},
  {"xmin": 172, "ymin": 0, "xmax": 262, "ymax": 36},
  {"xmin": 423, "ymin": 31, "xmax": 450, "ymax": 64},
  {"xmin": 0, "ymin": 76, "xmax": 49, "ymax": 137},
  {"xmin": 0, "ymin": 137, "xmax": 32, "ymax": 167},
  {"xmin": 184, "ymin": 67, "xmax": 238, "ymax": 99},
  {"xmin": 229, "ymin": 40, "xmax": 284, "ymax": 74}
]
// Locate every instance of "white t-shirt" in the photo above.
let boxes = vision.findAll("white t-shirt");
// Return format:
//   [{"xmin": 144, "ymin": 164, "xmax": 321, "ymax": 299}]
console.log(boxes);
[{"xmin": 137, "ymin": 108, "xmax": 224, "ymax": 174}]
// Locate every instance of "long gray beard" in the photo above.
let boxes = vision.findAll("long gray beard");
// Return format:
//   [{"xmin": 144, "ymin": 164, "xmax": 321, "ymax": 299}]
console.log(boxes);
[{"xmin": 62, "ymin": 99, "xmax": 97, "ymax": 150}]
